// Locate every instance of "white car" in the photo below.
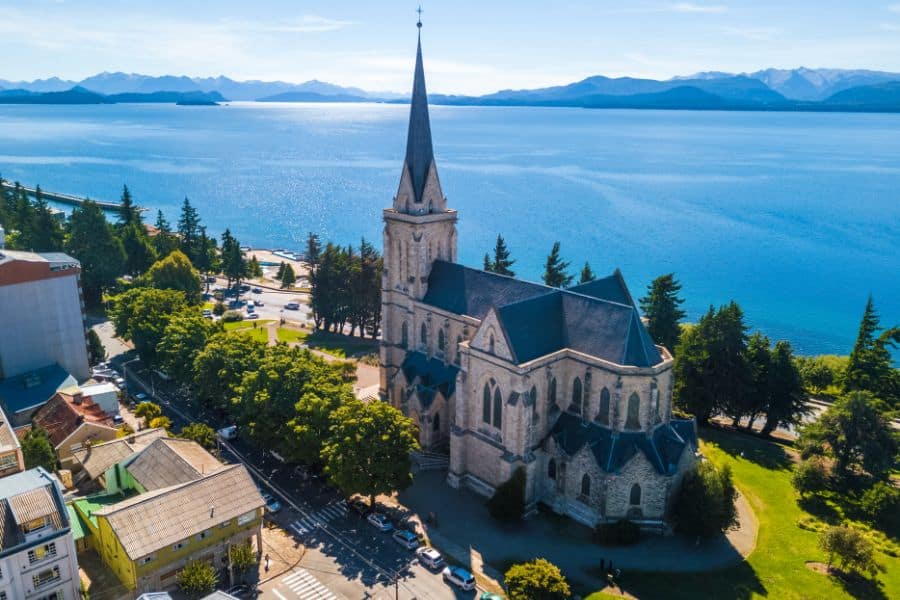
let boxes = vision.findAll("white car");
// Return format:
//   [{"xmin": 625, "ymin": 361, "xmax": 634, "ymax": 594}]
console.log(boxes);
[
  {"xmin": 442, "ymin": 566, "xmax": 476, "ymax": 591},
  {"xmin": 367, "ymin": 513, "xmax": 393, "ymax": 532},
  {"xmin": 392, "ymin": 529, "xmax": 418, "ymax": 550},
  {"xmin": 415, "ymin": 546, "xmax": 444, "ymax": 569},
  {"xmin": 246, "ymin": 312, "xmax": 260, "ymax": 320}
]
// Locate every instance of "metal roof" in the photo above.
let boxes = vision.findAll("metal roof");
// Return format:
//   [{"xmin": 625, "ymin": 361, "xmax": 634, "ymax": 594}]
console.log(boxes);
[{"xmin": 404, "ymin": 31, "xmax": 435, "ymax": 205}]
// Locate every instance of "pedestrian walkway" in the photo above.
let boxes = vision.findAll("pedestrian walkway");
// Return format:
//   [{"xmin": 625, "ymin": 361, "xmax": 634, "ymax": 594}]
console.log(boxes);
[
  {"xmin": 289, "ymin": 500, "xmax": 348, "ymax": 536},
  {"xmin": 276, "ymin": 568, "xmax": 337, "ymax": 599}
]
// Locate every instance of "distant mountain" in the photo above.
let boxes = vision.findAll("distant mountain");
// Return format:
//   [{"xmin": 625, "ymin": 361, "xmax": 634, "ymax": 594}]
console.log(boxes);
[
  {"xmin": 257, "ymin": 90, "xmax": 373, "ymax": 103},
  {"xmin": 0, "ymin": 87, "xmax": 223, "ymax": 105},
  {"xmin": 823, "ymin": 81, "xmax": 900, "ymax": 110},
  {"xmin": 0, "ymin": 76, "xmax": 77, "ymax": 92},
  {"xmin": 684, "ymin": 68, "xmax": 900, "ymax": 101}
]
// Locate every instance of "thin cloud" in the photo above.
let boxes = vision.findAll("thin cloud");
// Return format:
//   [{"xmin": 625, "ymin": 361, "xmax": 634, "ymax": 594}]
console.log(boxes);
[
  {"xmin": 880, "ymin": 22, "xmax": 900, "ymax": 31},
  {"xmin": 723, "ymin": 26, "xmax": 779, "ymax": 41},
  {"xmin": 889, "ymin": 4, "xmax": 900, "ymax": 13},
  {"xmin": 670, "ymin": 3, "xmax": 728, "ymax": 13}
]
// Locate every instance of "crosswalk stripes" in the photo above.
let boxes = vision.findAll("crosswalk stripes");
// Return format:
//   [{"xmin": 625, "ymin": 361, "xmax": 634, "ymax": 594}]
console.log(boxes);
[
  {"xmin": 279, "ymin": 568, "xmax": 337, "ymax": 599},
  {"xmin": 289, "ymin": 500, "xmax": 348, "ymax": 536}
]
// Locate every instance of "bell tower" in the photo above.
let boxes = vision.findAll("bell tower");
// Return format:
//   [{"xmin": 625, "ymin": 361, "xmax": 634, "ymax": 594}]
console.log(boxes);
[{"xmin": 380, "ymin": 16, "xmax": 458, "ymax": 402}]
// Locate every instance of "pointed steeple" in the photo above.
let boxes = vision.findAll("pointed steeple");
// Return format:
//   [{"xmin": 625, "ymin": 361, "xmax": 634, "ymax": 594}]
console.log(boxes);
[{"xmin": 404, "ymin": 22, "xmax": 435, "ymax": 205}]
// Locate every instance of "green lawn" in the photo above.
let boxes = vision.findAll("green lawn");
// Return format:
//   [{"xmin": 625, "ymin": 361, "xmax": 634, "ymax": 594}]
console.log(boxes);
[
  {"xmin": 276, "ymin": 327, "xmax": 308, "ymax": 343},
  {"xmin": 304, "ymin": 330, "xmax": 378, "ymax": 358},
  {"xmin": 222, "ymin": 319, "xmax": 272, "ymax": 343},
  {"xmin": 585, "ymin": 427, "xmax": 899, "ymax": 600}
]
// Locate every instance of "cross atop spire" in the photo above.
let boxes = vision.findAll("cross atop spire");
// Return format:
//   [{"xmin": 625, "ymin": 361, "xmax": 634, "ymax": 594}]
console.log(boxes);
[
  {"xmin": 403, "ymin": 15, "xmax": 435, "ymax": 205},
  {"xmin": 416, "ymin": 5, "xmax": 423, "ymax": 28}
]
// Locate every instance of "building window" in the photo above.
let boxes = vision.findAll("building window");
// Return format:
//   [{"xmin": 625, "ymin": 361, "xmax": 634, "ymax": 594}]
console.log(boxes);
[
  {"xmin": 482, "ymin": 379, "xmax": 502, "ymax": 429},
  {"xmin": 488, "ymin": 334, "xmax": 495, "ymax": 355},
  {"xmin": 36, "ymin": 594, "xmax": 60, "ymax": 600},
  {"xmin": 548, "ymin": 377, "xmax": 559, "ymax": 417},
  {"xmin": 651, "ymin": 386, "xmax": 660, "ymax": 419},
  {"xmin": 139, "ymin": 555, "xmax": 155, "ymax": 565},
  {"xmin": 219, "ymin": 520, "xmax": 232, "ymax": 528},
  {"xmin": 238, "ymin": 510, "xmax": 256, "ymax": 526},
  {"xmin": 630, "ymin": 483, "xmax": 642, "ymax": 505},
  {"xmin": 597, "ymin": 387, "xmax": 610, "ymax": 425},
  {"xmin": 22, "ymin": 517, "xmax": 48, "ymax": 534},
  {"xmin": 438, "ymin": 329, "xmax": 446, "ymax": 353},
  {"xmin": 32, "ymin": 566, "xmax": 60, "ymax": 589},
  {"xmin": 454, "ymin": 335, "xmax": 463, "ymax": 365},
  {"xmin": 0, "ymin": 591, "xmax": 6, "ymax": 600},
  {"xmin": 172, "ymin": 541, "xmax": 187, "ymax": 552},
  {"xmin": 548, "ymin": 459, "xmax": 556, "ymax": 480},
  {"xmin": 482, "ymin": 383, "xmax": 492, "ymax": 424},
  {"xmin": 530, "ymin": 386, "xmax": 539, "ymax": 425},
  {"xmin": 580, "ymin": 474, "xmax": 591, "ymax": 498},
  {"xmin": 400, "ymin": 322, "xmax": 408, "ymax": 348},
  {"xmin": 433, "ymin": 412, "xmax": 440, "ymax": 432},
  {"xmin": 493, "ymin": 388, "xmax": 502, "ymax": 428},
  {"xmin": 28, "ymin": 542, "xmax": 57, "ymax": 564},
  {"xmin": 0, "ymin": 453, "xmax": 17, "ymax": 471},
  {"xmin": 420, "ymin": 323, "xmax": 428, "ymax": 350},
  {"xmin": 196, "ymin": 529, "xmax": 211, "ymax": 541},
  {"xmin": 626, "ymin": 392, "xmax": 640, "ymax": 430},
  {"xmin": 570, "ymin": 377, "xmax": 582, "ymax": 414}
]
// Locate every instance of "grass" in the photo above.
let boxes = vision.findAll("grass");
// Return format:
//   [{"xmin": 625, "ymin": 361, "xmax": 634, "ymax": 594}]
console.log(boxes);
[
  {"xmin": 304, "ymin": 330, "xmax": 378, "ymax": 358},
  {"xmin": 276, "ymin": 327, "xmax": 308, "ymax": 343},
  {"xmin": 584, "ymin": 427, "xmax": 899, "ymax": 600},
  {"xmin": 222, "ymin": 319, "xmax": 273, "ymax": 343}
]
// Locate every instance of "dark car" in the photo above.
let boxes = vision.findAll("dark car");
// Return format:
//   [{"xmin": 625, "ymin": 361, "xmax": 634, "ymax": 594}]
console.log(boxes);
[
  {"xmin": 349, "ymin": 498, "xmax": 370, "ymax": 516},
  {"xmin": 252, "ymin": 287, "xmax": 262, "ymax": 293}
]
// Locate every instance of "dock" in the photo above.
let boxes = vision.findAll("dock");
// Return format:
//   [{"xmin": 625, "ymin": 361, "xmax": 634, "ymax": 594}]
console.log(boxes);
[{"xmin": 0, "ymin": 181, "xmax": 145, "ymax": 213}]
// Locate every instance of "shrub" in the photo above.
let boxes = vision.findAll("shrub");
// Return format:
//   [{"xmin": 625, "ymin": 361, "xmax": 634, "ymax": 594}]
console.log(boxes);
[
  {"xmin": 818, "ymin": 524, "xmax": 879, "ymax": 576},
  {"xmin": 213, "ymin": 301, "xmax": 226, "ymax": 316},
  {"xmin": 860, "ymin": 481, "xmax": 900, "ymax": 528},
  {"xmin": 222, "ymin": 310, "xmax": 243, "ymax": 323},
  {"xmin": 792, "ymin": 458, "xmax": 830, "ymax": 497},
  {"xmin": 673, "ymin": 461, "xmax": 738, "ymax": 538},
  {"xmin": 593, "ymin": 519, "xmax": 641, "ymax": 545},
  {"xmin": 177, "ymin": 560, "xmax": 217, "ymax": 597},
  {"xmin": 487, "ymin": 467, "xmax": 526, "ymax": 523},
  {"xmin": 504, "ymin": 558, "xmax": 570, "ymax": 600}
]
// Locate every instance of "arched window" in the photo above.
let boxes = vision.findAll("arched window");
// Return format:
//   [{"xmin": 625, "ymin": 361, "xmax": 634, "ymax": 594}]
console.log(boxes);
[
  {"xmin": 433, "ymin": 412, "xmax": 440, "ymax": 432},
  {"xmin": 489, "ymin": 334, "xmax": 495, "ymax": 355},
  {"xmin": 571, "ymin": 377, "xmax": 583, "ymax": 414},
  {"xmin": 400, "ymin": 322, "xmax": 408, "ymax": 348},
  {"xmin": 482, "ymin": 384, "xmax": 492, "ymax": 424},
  {"xmin": 438, "ymin": 329, "xmax": 446, "ymax": 352},
  {"xmin": 548, "ymin": 459, "xmax": 557, "ymax": 480},
  {"xmin": 493, "ymin": 388, "xmax": 502, "ymax": 429},
  {"xmin": 651, "ymin": 386, "xmax": 660, "ymax": 419},
  {"xmin": 420, "ymin": 323, "xmax": 428, "ymax": 349},
  {"xmin": 597, "ymin": 387, "xmax": 610, "ymax": 425},
  {"xmin": 581, "ymin": 474, "xmax": 591, "ymax": 498},
  {"xmin": 626, "ymin": 392, "xmax": 640, "ymax": 429},
  {"xmin": 630, "ymin": 483, "xmax": 641, "ymax": 505},
  {"xmin": 530, "ymin": 386, "xmax": 539, "ymax": 425},
  {"xmin": 548, "ymin": 377, "xmax": 559, "ymax": 418}
]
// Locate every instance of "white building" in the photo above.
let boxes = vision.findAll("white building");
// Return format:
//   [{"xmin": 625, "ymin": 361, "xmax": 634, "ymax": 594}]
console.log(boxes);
[{"xmin": 0, "ymin": 468, "xmax": 81, "ymax": 600}]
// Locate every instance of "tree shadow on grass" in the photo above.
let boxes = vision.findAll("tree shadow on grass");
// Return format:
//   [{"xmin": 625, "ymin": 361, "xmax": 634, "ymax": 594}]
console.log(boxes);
[
  {"xmin": 595, "ymin": 560, "xmax": 766, "ymax": 600},
  {"xmin": 833, "ymin": 569, "xmax": 889, "ymax": 600},
  {"xmin": 700, "ymin": 425, "xmax": 793, "ymax": 471},
  {"xmin": 797, "ymin": 494, "xmax": 843, "ymax": 524}
]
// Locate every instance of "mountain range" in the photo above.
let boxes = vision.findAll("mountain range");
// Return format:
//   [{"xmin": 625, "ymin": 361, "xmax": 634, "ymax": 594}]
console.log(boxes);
[{"xmin": 2, "ymin": 68, "xmax": 900, "ymax": 111}]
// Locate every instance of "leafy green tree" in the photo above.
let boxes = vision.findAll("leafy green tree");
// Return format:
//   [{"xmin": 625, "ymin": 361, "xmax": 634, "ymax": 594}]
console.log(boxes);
[
  {"xmin": 487, "ymin": 467, "xmax": 526, "ymax": 522},
  {"xmin": 859, "ymin": 481, "xmax": 900, "ymax": 528},
  {"xmin": 673, "ymin": 461, "xmax": 738, "ymax": 538},
  {"xmin": 284, "ymin": 391, "xmax": 350, "ymax": 465},
  {"xmin": 192, "ymin": 332, "xmax": 266, "ymax": 413},
  {"xmin": 86, "ymin": 329, "xmax": 106, "ymax": 366},
  {"xmin": 760, "ymin": 341, "xmax": 807, "ymax": 436},
  {"xmin": 179, "ymin": 423, "xmax": 217, "ymax": 450},
  {"xmin": 228, "ymin": 542, "xmax": 257, "ymax": 583},
  {"xmin": 799, "ymin": 391, "xmax": 898, "ymax": 481},
  {"xmin": 177, "ymin": 560, "xmax": 217, "ymax": 598},
  {"xmin": 65, "ymin": 200, "xmax": 126, "ymax": 306},
  {"xmin": 796, "ymin": 356, "xmax": 836, "ymax": 394},
  {"xmin": 152, "ymin": 210, "xmax": 180, "ymax": 258},
  {"xmin": 844, "ymin": 296, "xmax": 899, "ymax": 407},
  {"xmin": 321, "ymin": 399, "xmax": 419, "ymax": 506},
  {"xmin": 120, "ymin": 222, "xmax": 157, "ymax": 277},
  {"xmin": 144, "ymin": 249, "xmax": 202, "ymax": 304},
  {"xmin": 818, "ymin": 525, "xmax": 879, "ymax": 576},
  {"xmin": 30, "ymin": 188, "xmax": 65, "ymax": 252},
  {"xmin": 134, "ymin": 401, "xmax": 162, "ymax": 427},
  {"xmin": 488, "ymin": 234, "xmax": 515, "ymax": 276},
  {"xmin": 149, "ymin": 415, "xmax": 172, "ymax": 431},
  {"xmin": 281, "ymin": 263, "xmax": 296, "ymax": 288},
  {"xmin": 791, "ymin": 458, "xmax": 830, "ymax": 498},
  {"xmin": 22, "ymin": 427, "xmax": 57, "ymax": 472},
  {"xmin": 247, "ymin": 254, "xmax": 263, "ymax": 278},
  {"xmin": 193, "ymin": 226, "xmax": 218, "ymax": 277},
  {"xmin": 157, "ymin": 310, "xmax": 217, "ymax": 384},
  {"xmin": 113, "ymin": 288, "xmax": 187, "ymax": 364},
  {"xmin": 742, "ymin": 331, "xmax": 772, "ymax": 429},
  {"xmin": 579, "ymin": 261, "xmax": 595, "ymax": 284},
  {"xmin": 639, "ymin": 273, "xmax": 686, "ymax": 353},
  {"xmin": 541, "ymin": 241, "xmax": 572, "ymax": 288},
  {"xmin": 220, "ymin": 229, "xmax": 246, "ymax": 288},
  {"xmin": 504, "ymin": 558, "xmax": 571, "ymax": 600}
]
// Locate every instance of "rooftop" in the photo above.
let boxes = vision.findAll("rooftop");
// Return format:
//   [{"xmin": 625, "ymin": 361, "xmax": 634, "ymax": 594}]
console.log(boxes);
[
  {"xmin": 0, "ymin": 364, "xmax": 77, "ymax": 415},
  {"xmin": 126, "ymin": 438, "xmax": 223, "ymax": 491},
  {"xmin": 72, "ymin": 428, "xmax": 168, "ymax": 480},
  {"xmin": 32, "ymin": 390, "xmax": 116, "ymax": 448},
  {"xmin": 0, "ymin": 249, "xmax": 80, "ymax": 270},
  {"xmin": 0, "ymin": 468, "xmax": 68, "ymax": 552},
  {"xmin": 0, "ymin": 406, "xmax": 19, "ymax": 455}
]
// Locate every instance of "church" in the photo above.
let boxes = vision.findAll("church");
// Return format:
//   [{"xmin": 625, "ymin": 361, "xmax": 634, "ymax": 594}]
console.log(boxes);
[{"xmin": 379, "ymin": 22, "xmax": 698, "ymax": 527}]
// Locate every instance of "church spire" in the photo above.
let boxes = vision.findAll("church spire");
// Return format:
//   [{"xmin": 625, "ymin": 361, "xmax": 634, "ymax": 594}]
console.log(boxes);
[{"xmin": 404, "ymin": 12, "xmax": 435, "ymax": 205}]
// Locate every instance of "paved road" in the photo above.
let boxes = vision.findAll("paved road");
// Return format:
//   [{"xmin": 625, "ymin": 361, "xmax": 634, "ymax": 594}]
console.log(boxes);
[{"xmin": 207, "ymin": 276, "xmax": 314, "ymax": 325}]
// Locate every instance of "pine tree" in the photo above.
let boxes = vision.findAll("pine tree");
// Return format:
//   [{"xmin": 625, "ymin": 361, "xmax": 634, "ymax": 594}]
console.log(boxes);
[
  {"xmin": 844, "ymin": 296, "xmax": 899, "ymax": 405},
  {"xmin": 275, "ymin": 262, "xmax": 286, "ymax": 281},
  {"xmin": 65, "ymin": 200, "xmax": 126, "ymax": 306},
  {"xmin": 490, "ymin": 234, "xmax": 516, "ymax": 276},
  {"xmin": 483, "ymin": 253, "xmax": 493, "ymax": 272},
  {"xmin": 760, "ymin": 340, "xmax": 807, "ymax": 436},
  {"xmin": 247, "ymin": 255, "xmax": 263, "ymax": 278},
  {"xmin": 305, "ymin": 232, "xmax": 321, "ymax": 270},
  {"xmin": 579, "ymin": 261, "xmax": 596, "ymax": 284},
  {"xmin": 30, "ymin": 187, "xmax": 64, "ymax": 251},
  {"xmin": 542, "ymin": 242, "xmax": 572, "ymax": 287},
  {"xmin": 177, "ymin": 197, "xmax": 201, "ymax": 262},
  {"xmin": 152, "ymin": 210, "xmax": 180, "ymax": 258},
  {"xmin": 117, "ymin": 185, "xmax": 141, "ymax": 227},
  {"xmin": 120, "ymin": 222, "xmax": 157, "ymax": 276},
  {"xmin": 281, "ymin": 264, "xmax": 296, "ymax": 288},
  {"xmin": 639, "ymin": 273, "xmax": 687, "ymax": 352}
]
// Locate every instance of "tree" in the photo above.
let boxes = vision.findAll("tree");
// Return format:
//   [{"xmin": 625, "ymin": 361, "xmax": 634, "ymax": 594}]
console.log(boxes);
[
  {"xmin": 112, "ymin": 288, "xmax": 187, "ymax": 364},
  {"xmin": 117, "ymin": 185, "xmax": 141, "ymax": 228},
  {"xmin": 22, "ymin": 427, "xmax": 57, "ymax": 472},
  {"xmin": 483, "ymin": 253, "xmax": 492, "ymax": 271},
  {"xmin": 321, "ymin": 399, "xmax": 419, "ymax": 506},
  {"xmin": 65, "ymin": 200, "xmax": 126, "ymax": 306},
  {"xmin": 149, "ymin": 416, "xmax": 172, "ymax": 431},
  {"xmin": 152, "ymin": 210, "xmax": 180, "ymax": 258},
  {"xmin": 487, "ymin": 467, "xmax": 526, "ymax": 522},
  {"xmin": 844, "ymin": 297, "xmax": 899, "ymax": 407},
  {"xmin": 760, "ymin": 341, "xmax": 807, "ymax": 436},
  {"xmin": 157, "ymin": 310, "xmax": 217, "ymax": 384},
  {"xmin": 305, "ymin": 232, "xmax": 321, "ymax": 269},
  {"xmin": 742, "ymin": 331, "xmax": 772, "ymax": 429},
  {"xmin": 639, "ymin": 273, "xmax": 686, "ymax": 353},
  {"xmin": 673, "ymin": 461, "xmax": 738, "ymax": 538},
  {"xmin": 30, "ymin": 189, "xmax": 64, "ymax": 252},
  {"xmin": 579, "ymin": 261, "xmax": 595, "ymax": 284},
  {"xmin": 281, "ymin": 263, "xmax": 296, "ymax": 288},
  {"xmin": 796, "ymin": 356, "xmax": 836, "ymax": 394},
  {"xmin": 120, "ymin": 222, "xmax": 157, "ymax": 277},
  {"xmin": 192, "ymin": 332, "xmax": 266, "ymax": 413},
  {"xmin": 177, "ymin": 197, "xmax": 201, "ymax": 263},
  {"xmin": 220, "ymin": 229, "xmax": 246, "ymax": 288},
  {"xmin": 860, "ymin": 481, "xmax": 900, "ymax": 528},
  {"xmin": 247, "ymin": 254, "xmax": 263, "ymax": 278},
  {"xmin": 134, "ymin": 401, "xmax": 162, "ymax": 427},
  {"xmin": 504, "ymin": 558, "xmax": 571, "ymax": 600},
  {"xmin": 275, "ymin": 262, "xmax": 286, "ymax": 281},
  {"xmin": 791, "ymin": 458, "xmax": 830, "ymax": 498},
  {"xmin": 818, "ymin": 525, "xmax": 879, "ymax": 576},
  {"xmin": 228, "ymin": 542, "xmax": 257, "ymax": 583},
  {"xmin": 283, "ymin": 392, "xmax": 348, "ymax": 465},
  {"xmin": 144, "ymin": 249, "xmax": 202, "ymax": 304},
  {"xmin": 799, "ymin": 391, "xmax": 898, "ymax": 481},
  {"xmin": 541, "ymin": 242, "xmax": 572, "ymax": 288},
  {"xmin": 86, "ymin": 329, "xmax": 106, "ymax": 366},
  {"xmin": 179, "ymin": 423, "xmax": 217, "ymax": 450},
  {"xmin": 177, "ymin": 560, "xmax": 217, "ymax": 598},
  {"xmin": 487, "ymin": 234, "xmax": 515, "ymax": 276}
]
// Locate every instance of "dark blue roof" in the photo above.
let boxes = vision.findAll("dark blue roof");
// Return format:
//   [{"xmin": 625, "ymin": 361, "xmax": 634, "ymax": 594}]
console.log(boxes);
[
  {"xmin": 423, "ymin": 261, "xmax": 550, "ymax": 319},
  {"xmin": 405, "ymin": 32, "xmax": 434, "ymax": 205},
  {"xmin": 551, "ymin": 413, "xmax": 695, "ymax": 475},
  {"xmin": 401, "ymin": 352, "xmax": 459, "ymax": 409},
  {"xmin": 567, "ymin": 271, "xmax": 632, "ymax": 306},
  {"xmin": 0, "ymin": 364, "xmax": 75, "ymax": 415}
]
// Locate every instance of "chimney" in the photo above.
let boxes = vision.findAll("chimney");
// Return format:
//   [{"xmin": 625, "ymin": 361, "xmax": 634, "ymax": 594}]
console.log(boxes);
[{"xmin": 72, "ymin": 392, "xmax": 83, "ymax": 405}]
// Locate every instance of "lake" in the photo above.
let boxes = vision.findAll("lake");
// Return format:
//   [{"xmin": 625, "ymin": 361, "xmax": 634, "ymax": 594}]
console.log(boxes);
[{"xmin": 0, "ymin": 102, "xmax": 898, "ymax": 356}]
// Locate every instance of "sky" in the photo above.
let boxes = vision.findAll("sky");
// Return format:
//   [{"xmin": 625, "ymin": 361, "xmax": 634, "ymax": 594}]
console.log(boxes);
[{"xmin": 2, "ymin": 1, "xmax": 900, "ymax": 95}]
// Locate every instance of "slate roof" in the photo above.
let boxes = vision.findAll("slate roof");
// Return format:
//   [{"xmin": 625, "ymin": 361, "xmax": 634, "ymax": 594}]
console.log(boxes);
[
  {"xmin": 401, "ymin": 352, "xmax": 459, "ymax": 409},
  {"xmin": 550, "ymin": 412, "xmax": 697, "ymax": 475},
  {"xmin": 126, "ymin": 438, "xmax": 222, "ymax": 491},
  {"xmin": 404, "ymin": 30, "xmax": 434, "ymax": 204},
  {"xmin": 422, "ymin": 261, "xmax": 662, "ymax": 368},
  {"xmin": 94, "ymin": 464, "xmax": 263, "ymax": 560},
  {"xmin": 0, "ymin": 363, "xmax": 76, "ymax": 415},
  {"xmin": 72, "ymin": 428, "xmax": 168, "ymax": 480},
  {"xmin": 32, "ymin": 391, "xmax": 116, "ymax": 448}
]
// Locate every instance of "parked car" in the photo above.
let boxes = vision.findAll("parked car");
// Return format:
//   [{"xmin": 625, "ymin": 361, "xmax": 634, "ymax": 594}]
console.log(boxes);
[
  {"xmin": 479, "ymin": 593, "xmax": 503, "ymax": 600},
  {"xmin": 415, "ymin": 546, "xmax": 445, "ymax": 570},
  {"xmin": 392, "ymin": 529, "xmax": 419, "ymax": 550},
  {"xmin": 284, "ymin": 302, "xmax": 300, "ymax": 310},
  {"xmin": 349, "ymin": 498, "xmax": 370, "ymax": 516},
  {"xmin": 254, "ymin": 299, "xmax": 264, "ymax": 307},
  {"xmin": 252, "ymin": 287, "xmax": 262, "ymax": 294},
  {"xmin": 112, "ymin": 415, "xmax": 124, "ymax": 425},
  {"xmin": 443, "ymin": 566, "xmax": 476, "ymax": 591},
  {"xmin": 217, "ymin": 425, "xmax": 238, "ymax": 440},
  {"xmin": 246, "ymin": 312, "xmax": 260, "ymax": 320},
  {"xmin": 114, "ymin": 376, "xmax": 125, "ymax": 387},
  {"xmin": 367, "ymin": 513, "xmax": 393, "ymax": 532},
  {"xmin": 132, "ymin": 392, "xmax": 148, "ymax": 403},
  {"xmin": 226, "ymin": 584, "xmax": 257, "ymax": 598},
  {"xmin": 202, "ymin": 309, "xmax": 213, "ymax": 318},
  {"xmin": 261, "ymin": 493, "xmax": 282, "ymax": 513}
]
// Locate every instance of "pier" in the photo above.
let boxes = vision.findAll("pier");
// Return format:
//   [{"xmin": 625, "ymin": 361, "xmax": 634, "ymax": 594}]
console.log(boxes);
[{"xmin": 1, "ymin": 181, "xmax": 145, "ymax": 213}]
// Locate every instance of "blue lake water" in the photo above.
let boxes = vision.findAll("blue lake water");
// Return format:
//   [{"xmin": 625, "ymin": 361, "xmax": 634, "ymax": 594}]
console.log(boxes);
[{"xmin": 0, "ymin": 102, "xmax": 898, "ymax": 356}]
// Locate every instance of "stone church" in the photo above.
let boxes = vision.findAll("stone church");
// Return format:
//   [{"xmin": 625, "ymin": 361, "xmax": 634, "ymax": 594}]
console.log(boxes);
[{"xmin": 380, "ymin": 24, "xmax": 698, "ymax": 527}]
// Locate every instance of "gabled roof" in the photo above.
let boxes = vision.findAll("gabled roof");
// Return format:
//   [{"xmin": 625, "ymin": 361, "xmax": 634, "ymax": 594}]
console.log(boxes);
[
  {"xmin": 0, "ymin": 364, "xmax": 76, "ymax": 415},
  {"xmin": 94, "ymin": 464, "xmax": 263, "ymax": 560},
  {"xmin": 567, "ymin": 271, "xmax": 633, "ymax": 306},
  {"xmin": 32, "ymin": 391, "xmax": 115, "ymax": 448},
  {"xmin": 126, "ymin": 438, "xmax": 222, "ymax": 491},
  {"xmin": 72, "ymin": 428, "xmax": 168, "ymax": 480},
  {"xmin": 401, "ymin": 352, "xmax": 459, "ymax": 409},
  {"xmin": 422, "ymin": 261, "xmax": 550, "ymax": 319},
  {"xmin": 0, "ymin": 406, "xmax": 19, "ymax": 455},
  {"xmin": 0, "ymin": 468, "xmax": 68, "ymax": 552},
  {"xmin": 404, "ymin": 30, "xmax": 435, "ymax": 204}
]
